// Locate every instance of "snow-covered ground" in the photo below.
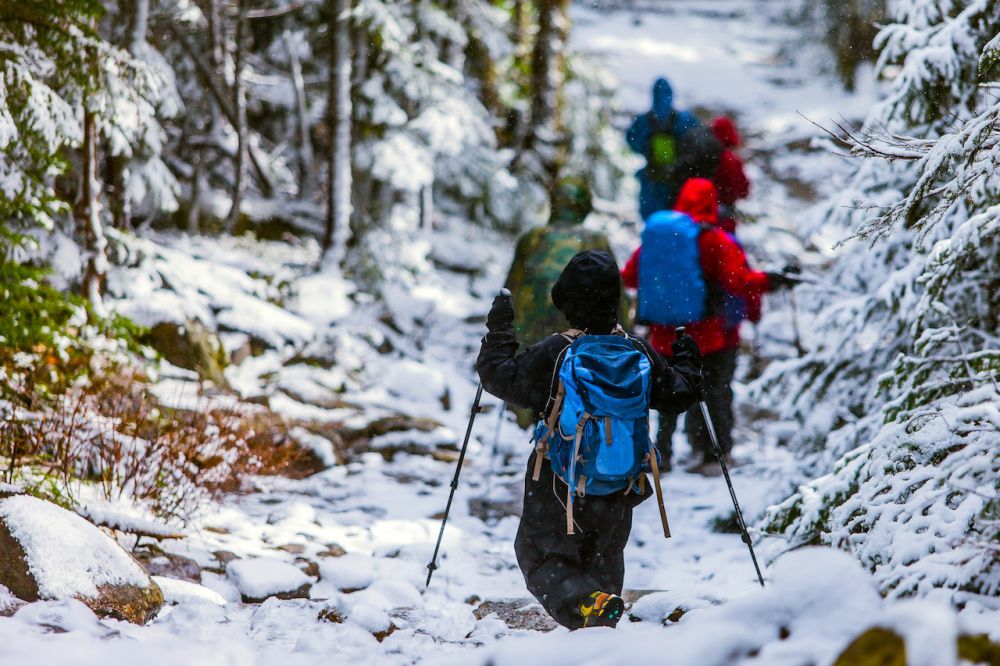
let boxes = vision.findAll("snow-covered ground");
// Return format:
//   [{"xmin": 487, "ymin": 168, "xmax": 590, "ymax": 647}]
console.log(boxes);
[{"xmin": 2, "ymin": 2, "xmax": 995, "ymax": 665}]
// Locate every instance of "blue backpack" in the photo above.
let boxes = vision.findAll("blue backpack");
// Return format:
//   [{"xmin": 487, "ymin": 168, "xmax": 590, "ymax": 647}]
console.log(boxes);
[
  {"xmin": 637, "ymin": 210, "xmax": 708, "ymax": 326},
  {"xmin": 531, "ymin": 333, "xmax": 665, "ymax": 535}
]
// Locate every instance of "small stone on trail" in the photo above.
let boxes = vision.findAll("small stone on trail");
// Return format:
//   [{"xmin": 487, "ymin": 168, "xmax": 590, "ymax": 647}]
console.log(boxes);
[
  {"xmin": 473, "ymin": 600, "xmax": 558, "ymax": 633},
  {"xmin": 317, "ymin": 606, "xmax": 345, "ymax": 623},
  {"xmin": 213, "ymin": 550, "xmax": 240, "ymax": 565},
  {"xmin": 318, "ymin": 543, "xmax": 347, "ymax": 558},
  {"xmin": 135, "ymin": 546, "xmax": 202, "ymax": 583},
  {"xmin": 373, "ymin": 623, "xmax": 399, "ymax": 642},
  {"xmin": 296, "ymin": 558, "xmax": 320, "ymax": 578}
]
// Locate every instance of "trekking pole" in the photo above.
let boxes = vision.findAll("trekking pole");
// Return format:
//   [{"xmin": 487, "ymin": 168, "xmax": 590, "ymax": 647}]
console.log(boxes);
[
  {"xmin": 677, "ymin": 327, "xmax": 766, "ymax": 588},
  {"xmin": 425, "ymin": 288, "xmax": 510, "ymax": 589},
  {"xmin": 425, "ymin": 383, "xmax": 483, "ymax": 590}
]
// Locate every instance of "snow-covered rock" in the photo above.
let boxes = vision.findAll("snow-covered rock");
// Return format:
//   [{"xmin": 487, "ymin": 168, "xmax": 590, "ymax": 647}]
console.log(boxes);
[
  {"xmin": 145, "ymin": 319, "xmax": 228, "ymax": 385},
  {"xmin": 152, "ymin": 576, "xmax": 227, "ymax": 607},
  {"xmin": 225, "ymin": 558, "xmax": 312, "ymax": 603},
  {"xmin": 381, "ymin": 359, "xmax": 448, "ymax": 405},
  {"xmin": 0, "ymin": 496, "xmax": 163, "ymax": 624},
  {"xmin": 318, "ymin": 553, "xmax": 376, "ymax": 592}
]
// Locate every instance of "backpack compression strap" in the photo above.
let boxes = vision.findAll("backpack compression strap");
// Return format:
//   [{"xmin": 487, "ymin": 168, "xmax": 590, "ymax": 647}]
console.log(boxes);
[
  {"xmin": 533, "ymin": 329, "xmax": 586, "ymax": 482},
  {"xmin": 566, "ymin": 413, "xmax": 590, "ymax": 535}
]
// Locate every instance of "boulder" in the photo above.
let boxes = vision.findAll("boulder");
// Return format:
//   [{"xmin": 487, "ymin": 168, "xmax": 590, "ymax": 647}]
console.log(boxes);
[
  {"xmin": 833, "ymin": 627, "xmax": 1000, "ymax": 666},
  {"xmin": 833, "ymin": 627, "xmax": 905, "ymax": 666},
  {"xmin": 145, "ymin": 319, "xmax": 228, "ymax": 386},
  {"xmin": 0, "ymin": 495, "xmax": 164, "ymax": 624}
]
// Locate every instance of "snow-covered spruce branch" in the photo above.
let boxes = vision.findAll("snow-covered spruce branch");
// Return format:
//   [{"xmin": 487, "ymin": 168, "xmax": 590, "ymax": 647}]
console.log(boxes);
[{"xmin": 839, "ymin": 103, "xmax": 1000, "ymax": 242}]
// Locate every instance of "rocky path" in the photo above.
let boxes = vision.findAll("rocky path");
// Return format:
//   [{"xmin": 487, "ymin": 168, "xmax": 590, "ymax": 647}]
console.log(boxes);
[{"xmin": 0, "ymin": 3, "xmax": 884, "ymax": 665}]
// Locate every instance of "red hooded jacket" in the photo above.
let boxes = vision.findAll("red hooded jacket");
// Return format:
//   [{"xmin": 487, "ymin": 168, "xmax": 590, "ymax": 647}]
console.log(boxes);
[
  {"xmin": 711, "ymin": 117, "xmax": 750, "ymax": 233},
  {"xmin": 622, "ymin": 178, "xmax": 770, "ymax": 356}
]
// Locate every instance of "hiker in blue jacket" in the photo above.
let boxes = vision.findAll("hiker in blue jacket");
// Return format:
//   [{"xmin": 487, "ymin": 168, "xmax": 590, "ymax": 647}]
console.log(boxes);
[
  {"xmin": 477, "ymin": 250, "xmax": 702, "ymax": 629},
  {"xmin": 626, "ymin": 77, "xmax": 702, "ymax": 219}
]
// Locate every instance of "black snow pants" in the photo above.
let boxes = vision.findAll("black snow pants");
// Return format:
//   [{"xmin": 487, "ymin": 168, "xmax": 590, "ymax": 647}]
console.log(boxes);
[
  {"xmin": 656, "ymin": 348, "xmax": 737, "ymax": 464},
  {"xmin": 514, "ymin": 452, "xmax": 649, "ymax": 629}
]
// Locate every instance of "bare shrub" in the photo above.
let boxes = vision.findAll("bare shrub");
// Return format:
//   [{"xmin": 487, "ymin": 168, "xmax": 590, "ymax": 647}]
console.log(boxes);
[{"xmin": 0, "ymin": 369, "xmax": 306, "ymax": 522}]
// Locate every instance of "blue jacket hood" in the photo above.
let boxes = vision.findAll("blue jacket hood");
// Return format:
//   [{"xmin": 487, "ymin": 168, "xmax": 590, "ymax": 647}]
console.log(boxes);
[{"xmin": 652, "ymin": 78, "xmax": 674, "ymax": 120}]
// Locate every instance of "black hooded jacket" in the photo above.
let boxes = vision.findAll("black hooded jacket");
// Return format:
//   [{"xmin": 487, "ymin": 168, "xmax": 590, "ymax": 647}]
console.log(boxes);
[{"xmin": 477, "ymin": 250, "xmax": 701, "ymax": 419}]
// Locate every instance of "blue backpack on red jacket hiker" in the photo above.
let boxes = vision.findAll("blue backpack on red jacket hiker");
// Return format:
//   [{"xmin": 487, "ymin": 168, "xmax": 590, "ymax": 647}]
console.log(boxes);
[
  {"xmin": 531, "ymin": 332, "xmax": 668, "ymax": 535},
  {"xmin": 637, "ymin": 210, "xmax": 748, "ymax": 330}
]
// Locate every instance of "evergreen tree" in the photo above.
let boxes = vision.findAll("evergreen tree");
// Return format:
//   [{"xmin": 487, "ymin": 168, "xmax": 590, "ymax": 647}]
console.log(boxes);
[{"xmin": 760, "ymin": 0, "xmax": 1000, "ymax": 601}]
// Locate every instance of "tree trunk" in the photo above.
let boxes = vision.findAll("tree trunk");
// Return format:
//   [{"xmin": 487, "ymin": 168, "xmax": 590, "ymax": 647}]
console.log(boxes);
[
  {"xmin": 460, "ymin": 6, "xmax": 500, "ymax": 121},
  {"xmin": 107, "ymin": 153, "xmax": 129, "ymax": 229},
  {"xmin": 228, "ymin": 0, "xmax": 249, "ymax": 230},
  {"xmin": 524, "ymin": 0, "xmax": 569, "ymax": 188},
  {"xmin": 207, "ymin": 0, "xmax": 225, "ymax": 132},
  {"xmin": 324, "ymin": 0, "xmax": 352, "ymax": 257},
  {"xmin": 81, "ymin": 109, "xmax": 107, "ymax": 316},
  {"xmin": 107, "ymin": 0, "xmax": 149, "ymax": 230},
  {"xmin": 165, "ymin": 22, "xmax": 274, "ymax": 196},
  {"xmin": 188, "ymin": 159, "xmax": 203, "ymax": 233},
  {"xmin": 128, "ymin": 0, "xmax": 149, "ymax": 51},
  {"xmin": 163, "ymin": 22, "xmax": 274, "ymax": 195},
  {"xmin": 283, "ymin": 30, "xmax": 316, "ymax": 198}
]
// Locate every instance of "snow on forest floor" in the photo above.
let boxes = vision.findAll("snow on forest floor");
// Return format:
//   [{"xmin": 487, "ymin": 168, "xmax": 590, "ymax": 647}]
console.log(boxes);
[{"xmin": 2, "ymin": 2, "xmax": 995, "ymax": 665}]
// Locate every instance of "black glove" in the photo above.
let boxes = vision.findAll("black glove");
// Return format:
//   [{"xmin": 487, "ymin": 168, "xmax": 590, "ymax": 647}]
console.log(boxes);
[
  {"xmin": 671, "ymin": 332, "xmax": 701, "ymax": 361},
  {"xmin": 782, "ymin": 263, "xmax": 802, "ymax": 275},
  {"xmin": 486, "ymin": 292, "xmax": 515, "ymax": 331},
  {"xmin": 766, "ymin": 272, "xmax": 800, "ymax": 291}
]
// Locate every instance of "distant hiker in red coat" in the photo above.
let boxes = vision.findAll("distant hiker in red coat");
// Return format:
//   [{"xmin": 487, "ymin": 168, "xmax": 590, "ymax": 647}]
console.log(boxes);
[
  {"xmin": 622, "ymin": 178, "xmax": 794, "ymax": 472},
  {"xmin": 711, "ymin": 117, "xmax": 750, "ymax": 234}
]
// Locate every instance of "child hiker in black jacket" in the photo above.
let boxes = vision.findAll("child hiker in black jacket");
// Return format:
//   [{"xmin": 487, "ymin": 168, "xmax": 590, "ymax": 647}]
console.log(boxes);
[{"xmin": 477, "ymin": 250, "xmax": 702, "ymax": 629}]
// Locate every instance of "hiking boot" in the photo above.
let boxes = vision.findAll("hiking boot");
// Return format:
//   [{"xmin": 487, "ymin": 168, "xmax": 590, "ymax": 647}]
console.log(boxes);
[{"xmin": 579, "ymin": 591, "xmax": 626, "ymax": 628}]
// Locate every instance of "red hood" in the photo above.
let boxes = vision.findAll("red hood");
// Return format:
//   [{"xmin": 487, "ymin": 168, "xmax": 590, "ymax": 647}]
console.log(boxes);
[
  {"xmin": 673, "ymin": 178, "xmax": 719, "ymax": 225},
  {"xmin": 712, "ymin": 117, "xmax": 741, "ymax": 148}
]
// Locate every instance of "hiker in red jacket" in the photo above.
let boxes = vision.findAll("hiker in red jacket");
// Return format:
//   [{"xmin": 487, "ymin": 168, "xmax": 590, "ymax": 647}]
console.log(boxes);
[
  {"xmin": 622, "ymin": 178, "xmax": 794, "ymax": 472},
  {"xmin": 711, "ymin": 117, "xmax": 750, "ymax": 234}
]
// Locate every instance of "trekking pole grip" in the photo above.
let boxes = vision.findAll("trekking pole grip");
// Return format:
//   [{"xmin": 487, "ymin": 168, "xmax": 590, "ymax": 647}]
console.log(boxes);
[{"xmin": 674, "ymin": 326, "xmax": 707, "ymax": 400}]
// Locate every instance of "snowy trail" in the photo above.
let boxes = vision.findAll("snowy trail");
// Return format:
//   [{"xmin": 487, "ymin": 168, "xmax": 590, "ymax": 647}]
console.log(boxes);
[{"xmin": 0, "ymin": 3, "xmax": 884, "ymax": 665}]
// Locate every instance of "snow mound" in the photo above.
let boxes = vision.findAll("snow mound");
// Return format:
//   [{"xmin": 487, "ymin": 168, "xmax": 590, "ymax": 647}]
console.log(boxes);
[
  {"xmin": 381, "ymin": 360, "xmax": 448, "ymax": 404},
  {"xmin": 13, "ymin": 599, "xmax": 118, "ymax": 639},
  {"xmin": 0, "ymin": 584, "xmax": 21, "ymax": 614},
  {"xmin": 152, "ymin": 577, "xmax": 227, "ymax": 607},
  {"xmin": 225, "ymin": 558, "xmax": 311, "ymax": 601},
  {"xmin": 216, "ymin": 295, "xmax": 315, "ymax": 349},
  {"xmin": 0, "ymin": 495, "xmax": 151, "ymax": 599},
  {"xmin": 318, "ymin": 553, "xmax": 376, "ymax": 592},
  {"xmin": 457, "ymin": 547, "xmax": 962, "ymax": 666}
]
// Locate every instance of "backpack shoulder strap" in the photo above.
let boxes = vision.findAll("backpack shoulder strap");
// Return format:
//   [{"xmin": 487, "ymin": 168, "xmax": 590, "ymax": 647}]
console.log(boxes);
[{"xmin": 540, "ymin": 335, "xmax": 575, "ymax": 421}]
